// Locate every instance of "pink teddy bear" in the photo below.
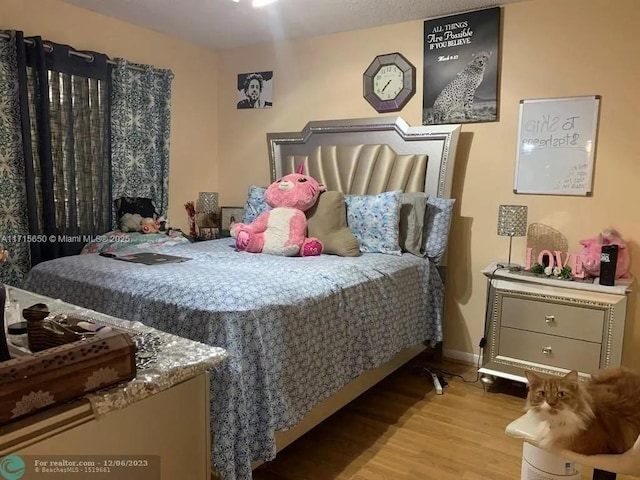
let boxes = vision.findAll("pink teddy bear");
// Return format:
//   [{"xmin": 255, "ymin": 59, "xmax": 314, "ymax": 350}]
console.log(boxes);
[
  {"xmin": 578, "ymin": 229, "xmax": 630, "ymax": 279},
  {"xmin": 231, "ymin": 167, "xmax": 325, "ymax": 256}
]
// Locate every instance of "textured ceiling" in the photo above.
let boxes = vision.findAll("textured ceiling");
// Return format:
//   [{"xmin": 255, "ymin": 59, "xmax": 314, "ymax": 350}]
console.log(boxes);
[{"xmin": 64, "ymin": 0, "xmax": 527, "ymax": 51}]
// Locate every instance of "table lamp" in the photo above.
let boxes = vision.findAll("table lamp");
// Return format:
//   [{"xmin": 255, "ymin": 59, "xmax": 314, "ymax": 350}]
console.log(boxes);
[
  {"xmin": 197, "ymin": 192, "xmax": 219, "ymax": 215},
  {"xmin": 196, "ymin": 192, "xmax": 219, "ymax": 240},
  {"xmin": 497, "ymin": 204, "xmax": 528, "ymax": 271}
]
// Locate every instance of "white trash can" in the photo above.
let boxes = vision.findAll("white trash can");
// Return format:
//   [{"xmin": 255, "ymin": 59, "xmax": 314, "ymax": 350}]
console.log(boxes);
[
  {"xmin": 521, "ymin": 441, "xmax": 582, "ymax": 480},
  {"xmin": 506, "ymin": 411, "xmax": 583, "ymax": 480}
]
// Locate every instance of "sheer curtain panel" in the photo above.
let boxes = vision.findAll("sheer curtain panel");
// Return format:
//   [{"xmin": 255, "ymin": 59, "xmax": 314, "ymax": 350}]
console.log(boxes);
[{"xmin": 18, "ymin": 34, "xmax": 112, "ymax": 265}]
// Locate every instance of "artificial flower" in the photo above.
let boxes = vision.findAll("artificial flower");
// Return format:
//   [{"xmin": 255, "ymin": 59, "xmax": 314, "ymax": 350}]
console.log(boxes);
[{"xmin": 529, "ymin": 262, "xmax": 573, "ymax": 280}]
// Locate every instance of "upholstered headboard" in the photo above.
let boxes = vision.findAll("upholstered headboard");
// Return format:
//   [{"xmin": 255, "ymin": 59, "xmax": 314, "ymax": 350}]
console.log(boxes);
[{"xmin": 267, "ymin": 117, "xmax": 460, "ymax": 198}]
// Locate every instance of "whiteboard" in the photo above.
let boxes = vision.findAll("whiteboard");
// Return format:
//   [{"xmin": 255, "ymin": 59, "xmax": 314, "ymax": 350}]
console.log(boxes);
[{"xmin": 514, "ymin": 96, "xmax": 600, "ymax": 196}]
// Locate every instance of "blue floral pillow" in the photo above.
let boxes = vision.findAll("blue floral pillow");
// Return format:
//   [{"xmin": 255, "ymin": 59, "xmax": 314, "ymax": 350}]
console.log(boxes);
[
  {"xmin": 423, "ymin": 197, "xmax": 456, "ymax": 264},
  {"xmin": 345, "ymin": 190, "xmax": 403, "ymax": 255},
  {"xmin": 242, "ymin": 185, "xmax": 271, "ymax": 224}
]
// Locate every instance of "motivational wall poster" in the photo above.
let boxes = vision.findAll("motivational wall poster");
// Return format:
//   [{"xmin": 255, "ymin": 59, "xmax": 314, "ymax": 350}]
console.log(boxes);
[{"xmin": 422, "ymin": 7, "xmax": 501, "ymax": 125}]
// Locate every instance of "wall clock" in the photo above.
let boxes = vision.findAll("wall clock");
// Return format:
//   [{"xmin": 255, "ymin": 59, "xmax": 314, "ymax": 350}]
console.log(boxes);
[{"xmin": 363, "ymin": 52, "xmax": 416, "ymax": 113}]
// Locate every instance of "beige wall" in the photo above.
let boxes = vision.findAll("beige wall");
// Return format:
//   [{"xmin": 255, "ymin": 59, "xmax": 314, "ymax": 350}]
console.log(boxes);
[
  {"xmin": 1, "ymin": 0, "xmax": 219, "ymax": 230},
  {"xmin": 217, "ymin": 0, "xmax": 640, "ymax": 368}
]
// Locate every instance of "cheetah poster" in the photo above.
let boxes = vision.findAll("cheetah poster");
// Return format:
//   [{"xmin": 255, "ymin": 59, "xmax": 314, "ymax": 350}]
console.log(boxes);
[{"xmin": 423, "ymin": 7, "xmax": 501, "ymax": 125}]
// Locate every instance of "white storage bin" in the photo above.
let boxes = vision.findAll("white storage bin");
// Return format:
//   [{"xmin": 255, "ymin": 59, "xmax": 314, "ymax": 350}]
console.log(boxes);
[
  {"xmin": 521, "ymin": 442, "xmax": 582, "ymax": 480},
  {"xmin": 506, "ymin": 411, "xmax": 583, "ymax": 480}
]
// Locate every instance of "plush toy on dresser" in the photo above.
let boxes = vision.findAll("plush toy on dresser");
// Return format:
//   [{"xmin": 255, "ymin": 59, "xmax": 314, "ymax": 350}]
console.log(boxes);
[
  {"xmin": 578, "ymin": 228, "xmax": 630, "ymax": 278},
  {"xmin": 231, "ymin": 166, "xmax": 325, "ymax": 256}
]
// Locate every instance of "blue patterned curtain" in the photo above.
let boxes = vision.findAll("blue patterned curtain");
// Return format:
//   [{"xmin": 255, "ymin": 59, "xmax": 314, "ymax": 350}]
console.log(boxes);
[
  {"xmin": 0, "ymin": 33, "xmax": 30, "ymax": 286},
  {"xmin": 111, "ymin": 59, "xmax": 173, "ymax": 219}
]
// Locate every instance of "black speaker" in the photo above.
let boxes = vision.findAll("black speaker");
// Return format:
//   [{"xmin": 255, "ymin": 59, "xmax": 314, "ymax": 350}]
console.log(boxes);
[{"xmin": 599, "ymin": 244, "xmax": 618, "ymax": 286}]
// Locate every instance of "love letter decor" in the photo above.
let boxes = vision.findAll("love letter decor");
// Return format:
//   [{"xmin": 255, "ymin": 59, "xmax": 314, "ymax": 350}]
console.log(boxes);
[{"xmin": 524, "ymin": 248, "xmax": 585, "ymax": 279}]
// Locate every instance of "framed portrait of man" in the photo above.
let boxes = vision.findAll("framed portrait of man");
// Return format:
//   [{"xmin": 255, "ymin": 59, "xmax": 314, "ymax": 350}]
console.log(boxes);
[{"xmin": 237, "ymin": 71, "xmax": 273, "ymax": 109}]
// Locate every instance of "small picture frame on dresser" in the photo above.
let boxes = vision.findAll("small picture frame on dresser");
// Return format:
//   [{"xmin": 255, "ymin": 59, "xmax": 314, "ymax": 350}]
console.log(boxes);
[{"xmin": 220, "ymin": 207, "xmax": 244, "ymax": 237}]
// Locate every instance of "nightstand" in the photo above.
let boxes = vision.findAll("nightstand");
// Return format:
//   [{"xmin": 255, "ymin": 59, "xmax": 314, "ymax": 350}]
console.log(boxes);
[{"xmin": 479, "ymin": 264, "xmax": 632, "ymax": 386}]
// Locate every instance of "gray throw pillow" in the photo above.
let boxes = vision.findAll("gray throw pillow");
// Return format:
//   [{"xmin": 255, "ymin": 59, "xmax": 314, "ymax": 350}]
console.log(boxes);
[{"xmin": 399, "ymin": 192, "xmax": 428, "ymax": 256}]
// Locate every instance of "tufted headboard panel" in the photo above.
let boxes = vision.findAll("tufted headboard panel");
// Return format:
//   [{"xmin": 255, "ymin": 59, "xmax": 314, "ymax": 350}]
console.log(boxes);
[
  {"xmin": 283, "ymin": 144, "xmax": 426, "ymax": 195},
  {"xmin": 267, "ymin": 117, "xmax": 460, "ymax": 198}
]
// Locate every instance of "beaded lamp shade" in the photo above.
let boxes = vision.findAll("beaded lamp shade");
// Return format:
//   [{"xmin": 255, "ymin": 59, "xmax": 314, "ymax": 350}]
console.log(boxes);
[
  {"xmin": 497, "ymin": 205, "xmax": 528, "ymax": 237},
  {"xmin": 196, "ymin": 192, "xmax": 220, "ymax": 240},
  {"xmin": 497, "ymin": 205, "xmax": 528, "ymax": 270},
  {"xmin": 197, "ymin": 192, "xmax": 219, "ymax": 214}
]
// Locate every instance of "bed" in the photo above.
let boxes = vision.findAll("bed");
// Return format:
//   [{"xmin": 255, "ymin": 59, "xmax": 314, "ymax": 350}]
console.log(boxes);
[{"xmin": 23, "ymin": 116, "xmax": 460, "ymax": 480}]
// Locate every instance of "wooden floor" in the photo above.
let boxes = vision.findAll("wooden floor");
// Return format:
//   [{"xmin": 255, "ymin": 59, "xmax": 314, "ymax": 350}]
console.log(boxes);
[{"xmin": 253, "ymin": 356, "xmax": 637, "ymax": 480}]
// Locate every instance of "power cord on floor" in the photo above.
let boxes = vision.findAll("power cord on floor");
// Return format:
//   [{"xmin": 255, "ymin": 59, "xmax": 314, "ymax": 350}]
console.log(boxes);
[
  {"xmin": 428, "ymin": 368, "xmax": 444, "ymax": 394},
  {"xmin": 413, "ymin": 364, "xmax": 476, "ymax": 387},
  {"xmin": 422, "ymin": 363, "xmax": 480, "ymax": 384},
  {"xmin": 415, "ymin": 265, "xmax": 505, "ymax": 386}
]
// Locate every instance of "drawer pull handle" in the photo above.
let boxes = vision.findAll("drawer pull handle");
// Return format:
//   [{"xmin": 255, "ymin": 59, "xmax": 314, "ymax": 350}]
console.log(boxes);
[
  {"xmin": 542, "ymin": 346, "xmax": 553, "ymax": 355},
  {"xmin": 545, "ymin": 315, "xmax": 555, "ymax": 324}
]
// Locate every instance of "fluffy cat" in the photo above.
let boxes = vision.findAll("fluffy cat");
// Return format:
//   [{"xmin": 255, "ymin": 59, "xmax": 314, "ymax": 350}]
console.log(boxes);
[{"xmin": 525, "ymin": 368, "xmax": 640, "ymax": 455}]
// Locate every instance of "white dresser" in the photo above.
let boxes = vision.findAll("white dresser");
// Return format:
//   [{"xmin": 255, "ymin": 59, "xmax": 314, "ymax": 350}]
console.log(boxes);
[{"xmin": 478, "ymin": 264, "xmax": 631, "ymax": 385}]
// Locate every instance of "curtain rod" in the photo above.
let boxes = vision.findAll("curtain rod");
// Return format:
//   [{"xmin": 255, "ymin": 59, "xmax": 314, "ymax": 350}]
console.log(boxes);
[{"xmin": 0, "ymin": 32, "xmax": 156, "ymax": 74}]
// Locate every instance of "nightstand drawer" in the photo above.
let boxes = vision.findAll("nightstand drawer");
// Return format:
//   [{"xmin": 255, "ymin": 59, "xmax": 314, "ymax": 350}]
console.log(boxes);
[
  {"xmin": 499, "ymin": 327, "xmax": 601, "ymax": 373},
  {"xmin": 500, "ymin": 295, "xmax": 604, "ymax": 343}
]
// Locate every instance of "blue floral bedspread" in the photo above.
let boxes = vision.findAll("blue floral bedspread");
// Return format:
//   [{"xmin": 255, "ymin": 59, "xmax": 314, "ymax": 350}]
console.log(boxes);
[
  {"xmin": 80, "ymin": 230, "xmax": 191, "ymax": 255},
  {"xmin": 24, "ymin": 238, "xmax": 444, "ymax": 480}
]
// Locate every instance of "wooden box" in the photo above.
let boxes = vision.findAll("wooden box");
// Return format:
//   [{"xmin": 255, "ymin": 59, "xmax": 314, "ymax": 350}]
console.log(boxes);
[{"xmin": 0, "ymin": 331, "xmax": 136, "ymax": 425}]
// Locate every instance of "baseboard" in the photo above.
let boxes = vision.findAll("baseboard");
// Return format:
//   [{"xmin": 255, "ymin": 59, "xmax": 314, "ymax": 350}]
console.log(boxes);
[{"xmin": 443, "ymin": 348, "xmax": 480, "ymax": 366}]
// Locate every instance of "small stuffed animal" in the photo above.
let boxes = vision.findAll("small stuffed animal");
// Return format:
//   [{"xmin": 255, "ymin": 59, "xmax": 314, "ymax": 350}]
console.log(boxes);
[
  {"xmin": 140, "ymin": 217, "xmax": 160, "ymax": 234},
  {"xmin": 231, "ymin": 166, "xmax": 325, "ymax": 256},
  {"xmin": 0, "ymin": 250, "xmax": 8, "ymax": 263},
  {"xmin": 120, "ymin": 213, "xmax": 143, "ymax": 233},
  {"xmin": 157, "ymin": 216, "xmax": 169, "ymax": 232},
  {"xmin": 579, "ymin": 228, "xmax": 630, "ymax": 278}
]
